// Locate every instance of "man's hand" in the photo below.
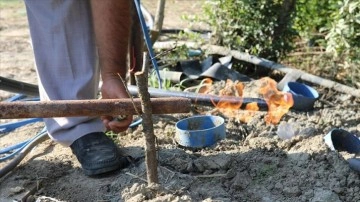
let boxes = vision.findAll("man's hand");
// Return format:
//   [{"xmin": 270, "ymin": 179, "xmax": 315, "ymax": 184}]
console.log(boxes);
[{"xmin": 100, "ymin": 76, "xmax": 133, "ymax": 133}]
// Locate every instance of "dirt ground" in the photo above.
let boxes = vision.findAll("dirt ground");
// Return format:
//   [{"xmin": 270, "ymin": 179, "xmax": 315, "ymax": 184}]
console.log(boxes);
[{"xmin": 1, "ymin": 1, "xmax": 360, "ymax": 202}]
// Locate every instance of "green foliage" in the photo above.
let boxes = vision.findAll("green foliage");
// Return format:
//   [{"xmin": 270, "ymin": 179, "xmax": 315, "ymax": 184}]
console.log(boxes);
[
  {"xmin": 323, "ymin": 0, "xmax": 360, "ymax": 85},
  {"xmin": 325, "ymin": 0, "xmax": 360, "ymax": 59},
  {"xmin": 294, "ymin": 0, "xmax": 339, "ymax": 41},
  {"xmin": 148, "ymin": 68, "xmax": 172, "ymax": 89},
  {"xmin": 150, "ymin": 44, "xmax": 205, "ymax": 90},
  {"xmin": 148, "ymin": 68, "xmax": 186, "ymax": 91},
  {"xmin": 202, "ymin": 0, "xmax": 297, "ymax": 62},
  {"xmin": 155, "ymin": 44, "xmax": 195, "ymax": 68},
  {"xmin": 0, "ymin": 0, "xmax": 22, "ymax": 7},
  {"xmin": 177, "ymin": 29, "xmax": 204, "ymax": 43},
  {"xmin": 0, "ymin": 0, "xmax": 26, "ymax": 17}
]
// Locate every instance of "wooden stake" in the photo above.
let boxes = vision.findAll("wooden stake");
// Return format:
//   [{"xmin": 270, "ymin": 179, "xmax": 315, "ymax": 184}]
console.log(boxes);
[
  {"xmin": 135, "ymin": 53, "xmax": 158, "ymax": 184},
  {"xmin": 151, "ymin": 0, "xmax": 166, "ymax": 43}
]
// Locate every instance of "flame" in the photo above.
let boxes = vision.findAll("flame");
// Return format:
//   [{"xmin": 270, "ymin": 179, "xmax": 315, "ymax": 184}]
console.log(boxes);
[
  {"xmin": 202, "ymin": 79, "xmax": 250, "ymax": 121},
  {"xmin": 198, "ymin": 78, "xmax": 213, "ymax": 94},
  {"xmin": 239, "ymin": 102, "xmax": 260, "ymax": 123},
  {"xmin": 216, "ymin": 80, "xmax": 244, "ymax": 110},
  {"xmin": 245, "ymin": 102, "xmax": 259, "ymax": 111},
  {"xmin": 259, "ymin": 77, "xmax": 294, "ymax": 124},
  {"xmin": 197, "ymin": 77, "xmax": 292, "ymax": 124}
]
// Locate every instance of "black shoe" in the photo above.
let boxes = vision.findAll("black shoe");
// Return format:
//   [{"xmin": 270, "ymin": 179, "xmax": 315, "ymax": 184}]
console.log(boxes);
[{"xmin": 70, "ymin": 132, "xmax": 129, "ymax": 176}]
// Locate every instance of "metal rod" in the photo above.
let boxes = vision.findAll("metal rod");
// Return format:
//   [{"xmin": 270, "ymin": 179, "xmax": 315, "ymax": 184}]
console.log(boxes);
[
  {"xmin": 0, "ymin": 97, "xmax": 191, "ymax": 119},
  {"xmin": 127, "ymin": 85, "xmax": 268, "ymax": 111},
  {"xmin": 0, "ymin": 77, "xmax": 268, "ymax": 110}
]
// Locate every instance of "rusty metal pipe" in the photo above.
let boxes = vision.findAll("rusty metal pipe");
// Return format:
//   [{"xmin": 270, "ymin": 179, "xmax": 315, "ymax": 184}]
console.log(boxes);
[{"xmin": 0, "ymin": 97, "xmax": 191, "ymax": 119}]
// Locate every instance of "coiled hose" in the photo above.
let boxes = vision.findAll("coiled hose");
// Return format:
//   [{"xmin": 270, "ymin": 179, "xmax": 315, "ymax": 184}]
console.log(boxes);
[{"xmin": 0, "ymin": 128, "xmax": 49, "ymax": 178}]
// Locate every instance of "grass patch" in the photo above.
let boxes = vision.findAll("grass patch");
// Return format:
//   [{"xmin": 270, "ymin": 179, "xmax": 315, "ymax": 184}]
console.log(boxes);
[
  {"xmin": 253, "ymin": 163, "xmax": 278, "ymax": 183},
  {"xmin": 0, "ymin": 0, "xmax": 26, "ymax": 20},
  {"xmin": 0, "ymin": 0, "xmax": 23, "ymax": 8}
]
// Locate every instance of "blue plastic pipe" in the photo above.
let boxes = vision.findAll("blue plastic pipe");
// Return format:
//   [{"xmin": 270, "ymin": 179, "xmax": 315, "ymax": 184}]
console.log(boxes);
[
  {"xmin": 0, "ymin": 118, "xmax": 43, "ymax": 133},
  {"xmin": 133, "ymin": 0, "xmax": 162, "ymax": 88}
]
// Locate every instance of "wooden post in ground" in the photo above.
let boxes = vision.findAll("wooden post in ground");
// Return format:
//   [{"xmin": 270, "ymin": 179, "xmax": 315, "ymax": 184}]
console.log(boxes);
[
  {"xmin": 135, "ymin": 53, "xmax": 158, "ymax": 184},
  {"xmin": 151, "ymin": 0, "xmax": 166, "ymax": 43}
]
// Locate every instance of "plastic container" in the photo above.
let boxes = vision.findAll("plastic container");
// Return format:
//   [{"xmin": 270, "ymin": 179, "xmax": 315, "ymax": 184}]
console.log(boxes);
[
  {"xmin": 283, "ymin": 82, "xmax": 319, "ymax": 111},
  {"xmin": 348, "ymin": 158, "xmax": 360, "ymax": 172},
  {"xmin": 324, "ymin": 128, "xmax": 360, "ymax": 173},
  {"xmin": 323, "ymin": 128, "xmax": 360, "ymax": 154},
  {"xmin": 276, "ymin": 122, "xmax": 299, "ymax": 140},
  {"xmin": 175, "ymin": 115, "xmax": 226, "ymax": 148}
]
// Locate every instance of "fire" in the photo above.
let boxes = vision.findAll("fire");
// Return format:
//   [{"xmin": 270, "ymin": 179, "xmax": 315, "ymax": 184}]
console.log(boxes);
[
  {"xmin": 198, "ymin": 77, "xmax": 293, "ymax": 125},
  {"xmin": 239, "ymin": 102, "xmax": 260, "ymax": 123},
  {"xmin": 259, "ymin": 77, "xmax": 294, "ymax": 124},
  {"xmin": 198, "ymin": 78, "xmax": 213, "ymax": 94},
  {"xmin": 216, "ymin": 80, "xmax": 244, "ymax": 111},
  {"xmin": 199, "ymin": 79, "xmax": 251, "ymax": 121}
]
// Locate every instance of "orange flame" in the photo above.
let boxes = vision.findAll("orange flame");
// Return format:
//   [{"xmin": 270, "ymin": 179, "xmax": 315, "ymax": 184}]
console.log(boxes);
[
  {"xmin": 259, "ymin": 77, "xmax": 293, "ymax": 124},
  {"xmin": 216, "ymin": 80, "xmax": 244, "ymax": 110},
  {"xmin": 198, "ymin": 78, "xmax": 213, "ymax": 94},
  {"xmin": 197, "ymin": 77, "xmax": 292, "ymax": 124},
  {"xmin": 239, "ymin": 102, "xmax": 260, "ymax": 123},
  {"xmin": 203, "ymin": 79, "xmax": 251, "ymax": 121}
]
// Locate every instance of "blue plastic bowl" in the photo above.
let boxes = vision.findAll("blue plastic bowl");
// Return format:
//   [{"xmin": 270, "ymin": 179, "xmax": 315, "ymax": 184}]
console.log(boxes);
[
  {"xmin": 283, "ymin": 82, "xmax": 319, "ymax": 111},
  {"xmin": 175, "ymin": 115, "xmax": 226, "ymax": 148},
  {"xmin": 324, "ymin": 128, "xmax": 360, "ymax": 154}
]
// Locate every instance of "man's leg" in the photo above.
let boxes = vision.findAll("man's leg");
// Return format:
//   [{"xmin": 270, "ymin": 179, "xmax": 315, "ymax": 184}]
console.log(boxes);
[
  {"xmin": 24, "ymin": 0, "xmax": 104, "ymax": 146},
  {"xmin": 24, "ymin": 0, "xmax": 128, "ymax": 176}
]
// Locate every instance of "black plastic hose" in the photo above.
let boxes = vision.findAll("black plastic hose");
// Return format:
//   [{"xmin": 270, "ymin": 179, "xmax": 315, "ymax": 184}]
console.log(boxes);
[
  {"xmin": 0, "ymin": 77, "xmax": 268, "ymax": 110},
  {"xmin": 0, "ymin": 76, "xmax": 39, "ymax": 96},
  {"xmin": 127, "ymin": 85, "xmax": 268, "ymax": 110}
]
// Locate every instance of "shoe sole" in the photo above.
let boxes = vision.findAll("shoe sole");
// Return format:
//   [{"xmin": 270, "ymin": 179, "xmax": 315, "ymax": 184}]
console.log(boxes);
[
  {"xmin": 84, "ymin": 164, "xmax": 120, "ymax": 176},
  {"xmin": 83, "ymin": 156, "xmax": 130, "ymax": 176}
]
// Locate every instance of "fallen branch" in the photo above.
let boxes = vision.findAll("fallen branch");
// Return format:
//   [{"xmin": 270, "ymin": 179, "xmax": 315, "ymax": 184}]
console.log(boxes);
[
  {"xmin": 21, "ymin": 180, "xmax": 43, "ymax": 202},
  {"xmin": 194, "ymin": 173, "xmax": 226, "ymax": 178},
  {"xmin": 203, "ymin": 45, "xmax": 360, "ymax": 98},
  {"xmin": 153, "ymin": 41, "xmax": 200, "ymax": 50},
  {"xmin": 125, "ymin": 172, "xmax": 148, "ymax": 183},
  {"xmin": 287, "ymin": 51, "xmax": 325, "ymax": 56}
]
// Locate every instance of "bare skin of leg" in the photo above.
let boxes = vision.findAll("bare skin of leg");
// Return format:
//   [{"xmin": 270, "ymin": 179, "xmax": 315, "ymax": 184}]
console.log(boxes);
[{"xmin": 90, "ymin": 0, "xmax": 133, "ymax": 132}]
